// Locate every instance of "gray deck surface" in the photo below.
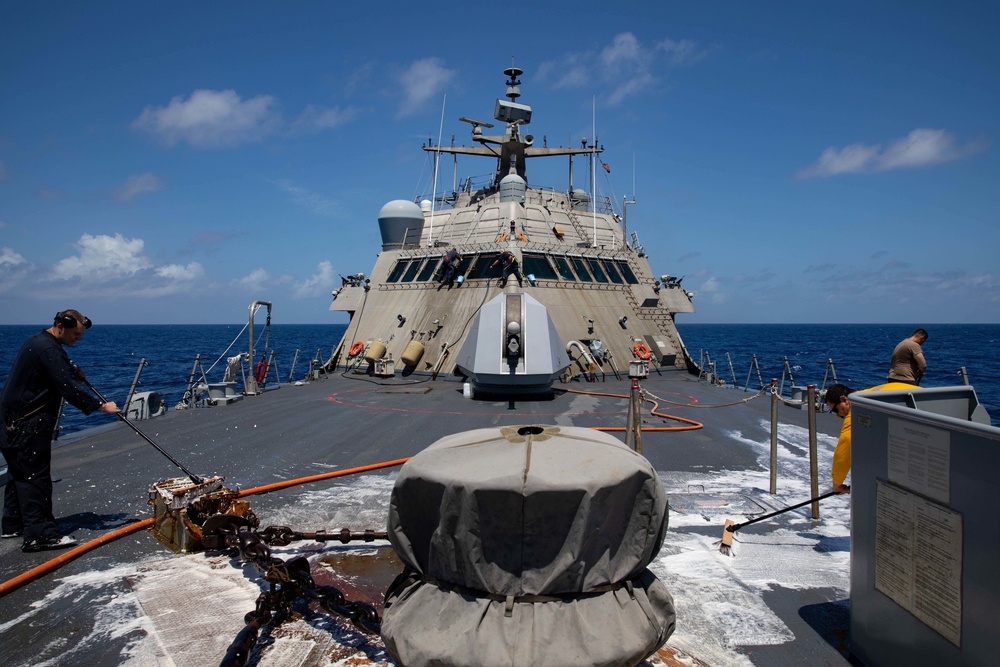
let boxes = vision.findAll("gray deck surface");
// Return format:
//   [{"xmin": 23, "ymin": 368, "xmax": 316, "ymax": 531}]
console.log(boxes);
[{"xmin": 0, "ymin": 369, "xmax": 857, "ymax": 667}]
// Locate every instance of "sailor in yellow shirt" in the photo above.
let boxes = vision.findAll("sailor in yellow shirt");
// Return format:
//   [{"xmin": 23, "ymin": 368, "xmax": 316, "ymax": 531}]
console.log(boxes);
[{"xmin": 825, "ymin": 382, "xmax": 917, "ymax": 494}]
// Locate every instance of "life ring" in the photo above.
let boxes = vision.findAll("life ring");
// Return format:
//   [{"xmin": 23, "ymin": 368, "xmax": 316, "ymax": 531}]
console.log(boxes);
[
  {"xmin": 633, "ymin": 343, "xmax": 651, "ymax": 360},
  {"xmin": 255, "ymin": 359, "xmax": 268, "ymax": 384},
  {"xmin": 349, "ymin": 341, "xmax": 365, "ymax": 356}
]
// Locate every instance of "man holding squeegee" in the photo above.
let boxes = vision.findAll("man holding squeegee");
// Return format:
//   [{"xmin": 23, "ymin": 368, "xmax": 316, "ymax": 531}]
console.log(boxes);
[
  {"xmin": 1, "ymin": 310, "xmax": 119, "ymax": 552},
  {"xmin": 825, "ymin": 381, "xmax": 916, "ymax": 494}
]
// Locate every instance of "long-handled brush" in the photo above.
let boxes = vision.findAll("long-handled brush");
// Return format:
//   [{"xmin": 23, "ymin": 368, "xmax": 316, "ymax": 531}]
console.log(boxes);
[
  {"xmin": 719, "ymin": 490, "xmax": 840, "ymax": 556},
  {"xmin": 83, "ymin": 378, "xmax": 204, "ymax": 484}
]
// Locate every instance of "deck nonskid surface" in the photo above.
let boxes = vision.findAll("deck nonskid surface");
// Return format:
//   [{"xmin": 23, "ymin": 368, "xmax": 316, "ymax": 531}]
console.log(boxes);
[{"xmin": 0, "ymin": 372, "xmax": 853, "ymax": 666}]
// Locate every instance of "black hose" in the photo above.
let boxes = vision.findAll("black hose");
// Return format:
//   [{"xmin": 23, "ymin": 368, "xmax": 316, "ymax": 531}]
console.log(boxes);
[{"xmin": 82, "ymin": 378, "xmax": 204, "ymax": 484}]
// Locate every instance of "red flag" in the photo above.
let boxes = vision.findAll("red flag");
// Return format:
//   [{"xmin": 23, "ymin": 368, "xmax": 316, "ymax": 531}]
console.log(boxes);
[{"xmin": 601, "ymin": 162, "xmax": 611, "ymax": 173}]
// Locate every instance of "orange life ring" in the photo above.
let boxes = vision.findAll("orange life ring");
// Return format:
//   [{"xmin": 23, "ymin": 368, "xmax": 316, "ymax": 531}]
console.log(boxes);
[
  {"xmin": 349, "ymin": 341, "xmax": 364, "ymax": 356},
  {"xmin": 633, "ymin": 343, "xmax": 651, "ymax": 360},
  {"xmin": 255, "ymin": 359, "xmax": 268, "ymax": 384}
]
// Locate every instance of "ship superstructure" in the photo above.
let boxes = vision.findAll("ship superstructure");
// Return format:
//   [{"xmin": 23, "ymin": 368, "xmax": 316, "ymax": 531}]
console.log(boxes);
[{"xmin": 330, "ymin": 66, "xmax": 694, "ymax": 377}]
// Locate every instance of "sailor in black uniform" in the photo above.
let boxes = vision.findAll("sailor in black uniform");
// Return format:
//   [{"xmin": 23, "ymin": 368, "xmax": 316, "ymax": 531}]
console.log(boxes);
[{"xmin": 1, "ymin": 310, "xmax": 119, "ymax": 552}]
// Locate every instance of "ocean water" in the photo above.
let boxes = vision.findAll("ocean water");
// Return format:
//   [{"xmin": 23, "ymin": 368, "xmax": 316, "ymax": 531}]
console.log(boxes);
[
  {"xmin": 1, "ymin": 322, "xmax": 997, "ymax": 435},
  {"xmin": 0, "ymin": 324, "xmax": 348, "ymax": 437},
  {"xmin": 678, "ymin": 323, "xmax": 1000, "ymax": 427}
]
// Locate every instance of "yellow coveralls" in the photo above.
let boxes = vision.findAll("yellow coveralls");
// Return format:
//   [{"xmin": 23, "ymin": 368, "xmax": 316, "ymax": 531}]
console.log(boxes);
[{"xmin": 831, "ymin": 382, "xmax": 917, "ymax": 487}]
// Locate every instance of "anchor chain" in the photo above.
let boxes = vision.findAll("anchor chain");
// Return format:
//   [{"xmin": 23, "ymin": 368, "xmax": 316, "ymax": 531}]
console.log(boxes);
[{"xmin": 210, "ymin": 518, "xmax": 388, "ymax": 667}]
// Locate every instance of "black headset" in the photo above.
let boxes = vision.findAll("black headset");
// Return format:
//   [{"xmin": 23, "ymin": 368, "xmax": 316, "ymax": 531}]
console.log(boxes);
[{"xmin": 54, "ymin": 311, "xmax": 93, "ymax": 330}]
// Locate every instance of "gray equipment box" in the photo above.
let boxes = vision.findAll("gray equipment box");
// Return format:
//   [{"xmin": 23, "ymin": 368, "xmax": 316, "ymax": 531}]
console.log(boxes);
[{"xmin": 849, "ymin": 386, "xmax": 998, "ymax": 667}]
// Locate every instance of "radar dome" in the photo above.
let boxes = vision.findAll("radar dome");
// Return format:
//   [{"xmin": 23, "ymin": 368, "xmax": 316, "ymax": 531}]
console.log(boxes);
[
  {"xmin": 499, "ymin": 172, "xmax": 526, "ymax": 203},
  {"xmin": 378, "ymin": 200, "xmax": 425, "ymax": 249}
]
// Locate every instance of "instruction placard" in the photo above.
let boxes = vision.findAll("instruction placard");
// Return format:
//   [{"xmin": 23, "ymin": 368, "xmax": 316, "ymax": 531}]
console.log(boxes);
[
  {"xmin": 874, "ymin": 480, "xmax": 962, "ymax": 647},
  {"xmin": 887, "ymin": 418, "xmax": 950, "ymax": 503}
]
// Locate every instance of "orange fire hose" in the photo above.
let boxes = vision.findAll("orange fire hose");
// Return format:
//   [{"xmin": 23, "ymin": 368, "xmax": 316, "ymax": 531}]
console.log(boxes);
[
  {"xmin": 564, "ymin": 388, "xmax": 703, "ymax": 431},
  {"xmin": 0, "ymin": 457, "xmax": 411, "ymax": 599}
]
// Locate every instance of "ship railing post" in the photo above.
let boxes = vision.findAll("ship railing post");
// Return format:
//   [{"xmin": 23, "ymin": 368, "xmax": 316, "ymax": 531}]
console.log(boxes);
[
  {"xmin": 625, "ymin": 378, "xmax": 636, "ymax": 450},
  {"xmin": 958, "ymin": 367, "xmax": 970, "ymax": 386},
  {"xmin": 268, "ymin": 351, "xmax": 280, "ymax": 388},
  {"xmin": 808, "ymin": 384, "xmax": 820, "ymax": 519},
  {"xmin": 770, "ymin": 378, "xmax": 778, "ymax": 494},
  {"xmin": 820, "ymin": 358, "xmax": 838, "ymax": 395},
  {"xmin": 726, "ymin": 352, "xmax": 737, "ymax": 388},
  {"xmin": 633, "ymin": 378, "xmax": 644, "ymax": 454},
  {"xmin": 287, "ymin": 349, "xmax": 299, "ymax": 383},
  {"xmin": 745, "ymin": 353, "xmax": 763, "ymax": 392},
  {"xmin": 779, "ymin": 356, "xmax": 795, "ymax": 397},
  {"xmin": 123, "ymin": 357, "xmax": 147, "ymax": 417}
]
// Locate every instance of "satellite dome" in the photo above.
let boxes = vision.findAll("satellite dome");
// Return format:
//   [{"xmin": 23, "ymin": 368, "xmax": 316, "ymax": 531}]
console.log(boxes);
[{"xmin": 378, "ymin": 200, "xmax": 425, "ymax": 249}]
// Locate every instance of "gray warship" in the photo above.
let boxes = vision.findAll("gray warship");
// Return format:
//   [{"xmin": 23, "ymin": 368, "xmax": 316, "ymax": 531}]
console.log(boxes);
[
  {"xmin": 328, "ymin": 66, "xmax": 695, "ymax": 391},
  {"xmin": 2, "ymin": 65, "xmax": 996, "ymax": 667}
]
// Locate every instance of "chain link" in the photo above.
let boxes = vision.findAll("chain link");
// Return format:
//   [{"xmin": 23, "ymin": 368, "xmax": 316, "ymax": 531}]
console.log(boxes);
[{"xmin": 212, "ymin": 519, "xmax": 387, "ymax": 667}]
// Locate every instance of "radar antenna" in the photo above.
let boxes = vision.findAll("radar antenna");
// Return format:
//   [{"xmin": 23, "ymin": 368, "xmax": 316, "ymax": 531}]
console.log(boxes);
[
  {"xmin": 504, "ymin": 66, "xmax": 523, "ymax": 101},
  {"xmin": 458, "ymin": 117, "xmax": 494, "ymax": 129}
]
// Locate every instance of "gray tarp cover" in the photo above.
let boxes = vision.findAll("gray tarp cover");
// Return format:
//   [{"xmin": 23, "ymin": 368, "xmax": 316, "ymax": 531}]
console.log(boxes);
[{"xmin": 382, "ymin": 425, "xmax": 675, "ymax": 667}]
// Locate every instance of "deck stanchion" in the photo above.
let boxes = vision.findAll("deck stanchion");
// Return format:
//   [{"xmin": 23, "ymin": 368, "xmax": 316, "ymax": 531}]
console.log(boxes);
[
  {"xmin": 123, "ymin": 358, "xmax": 147, "ymax": 414},
  {"xmin": 726, "ymin": 352, "xmax": 737, "ymax": 387},
  {"xmin": 745, "ymin": 353, "xmax": 763, "ymax": 392},
  {"xmin": 770, "ymin": 378, "xmax": 778, "ymax": 494},
  {"xmin": 808, "ymin": 384, "xmax": 819, "ymax": 519}
]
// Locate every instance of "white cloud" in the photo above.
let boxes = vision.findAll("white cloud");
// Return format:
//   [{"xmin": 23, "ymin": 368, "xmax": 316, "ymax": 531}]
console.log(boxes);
[
  {"xmin": 796, "ymin": 129, "xmax": 977, "ymax": 178},
  {"xmin": 292, "ymin": 260, "xmax": 335, "ymax": 298},
  {"xmin": 236, "ymin": 268, "xmax": 272, "ymax": 292},
  {"xmin": 292, "ymin": 104, "xmax": 360, "ymax": 133},
  {"xmin": 155, "ymin": 262, "xmax": 205, "ymax": 281},
  {"xmin": 537, "ymin": 54, "xmax": 588, "ymax": 90},
  {"xmin": 538, "ymin": 32, "xmax": 707, "ymax": 105},
  {"xmin": 53, "ymin": 233, "xmax": 151, "ymax": 279},
  {"xmin": 114, "ymin": 172, "xmax": 163, "ymax": 202},
  {"xmin": 655, "ymin": 38, "xmax": 707, "ymax": 66},
  {"xmin": 33, "ymin": 234, "xmax": 208, "ymax": 298},
  {"xmin": 132, "ymin": 89, "xmax": 280, "ymax": 148},
  {"xmin": 0, "ymin": 247, "xmax": 31, "ymax": 293},
  {"xmin": 601, "ymin": 33, "xmax": 644, "ymax": 72},
  {"xmin": 0, "ymin": 247, "xmax": 26, "ymax": 267},
  {"xmin": 878, "ymin": 128, "xmax": 961, "ymax": 170},
  {"xmin": 395, "ymin": 58, "xmax": 455, "ymax": 117},
  {"xmin": 276, "ymin": 180, "xmax": 342, "ymax": 217}
]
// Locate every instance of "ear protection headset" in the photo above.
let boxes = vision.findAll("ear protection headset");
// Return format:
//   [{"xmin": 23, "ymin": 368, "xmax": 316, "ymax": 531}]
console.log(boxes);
[{"xmin": 54, "ymin": 311, "xmax": 93, "ymax": 330}]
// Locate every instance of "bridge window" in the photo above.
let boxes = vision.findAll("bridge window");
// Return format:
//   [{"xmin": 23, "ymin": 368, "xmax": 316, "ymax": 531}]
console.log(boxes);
[
  {"xmin": 552, "ymin": 255, "xmax": 575, "ymax": 280},
  {"xmin": 387, "ymin": 260, "xmax": 409, "ymax": 283},
  {"xmin": 616, "ymin": 261, "xmax": 639, "ymax": 284},
  {"xmin": 602, "ymin": 260, "xmax": 624, "ymax": 284},
  {"xmin": 467, "ymin": 253, "xmax": 503, "ymax": 279},
  {"xmin": 401, "ymin": 259, "xmax": 422, "ymax": 282},
  {"xmin": 417, "ymin": 259, "xmax": 438, "ymax": 281},
  {"xmin": 522, "ymin": 253, "xmax": 557, "ymax": 280},
  {"xmin": 569, "ymin": 257, "xmax": 593, "ymax": 282},
  {"xmin": 586, "ymin": 258, "xmax": 609, "ymax": 283}
]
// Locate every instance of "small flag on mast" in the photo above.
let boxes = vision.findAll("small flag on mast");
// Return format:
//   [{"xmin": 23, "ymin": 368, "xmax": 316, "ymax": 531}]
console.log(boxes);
[{"xmin": 601, "ymin": 162, "xmax": 611, "ymax": 173}]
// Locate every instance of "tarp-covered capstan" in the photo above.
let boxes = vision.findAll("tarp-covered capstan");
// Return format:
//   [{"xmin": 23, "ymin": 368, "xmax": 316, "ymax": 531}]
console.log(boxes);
[{"xmin": 382, "ymin": 425, "xmax": 675, "ymax": 667}]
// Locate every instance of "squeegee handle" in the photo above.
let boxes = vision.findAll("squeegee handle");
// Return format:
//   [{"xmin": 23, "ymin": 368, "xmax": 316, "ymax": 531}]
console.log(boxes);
[
  {"xmin": 83, "ymin": 378, "xmax": 204, "ymax": 484},
  {"xmin": 726, "ymin": 490, "xmax": 839, "ymax": 533}
]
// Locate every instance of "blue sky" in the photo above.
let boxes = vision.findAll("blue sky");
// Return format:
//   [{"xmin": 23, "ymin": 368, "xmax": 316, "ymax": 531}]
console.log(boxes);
[{"xmin": 1, "ymin": 2, "xmax": 997, "ymax": 325}]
